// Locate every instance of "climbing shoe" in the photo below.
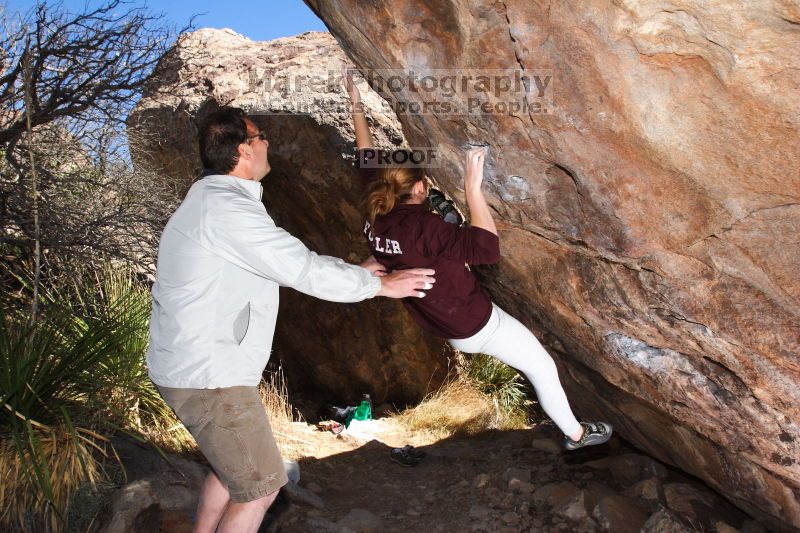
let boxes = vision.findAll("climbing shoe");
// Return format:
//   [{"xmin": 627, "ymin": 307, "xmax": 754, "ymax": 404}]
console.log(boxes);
[{"xmin": 564, "ymin": 421, "xmax": 613, "ymax": 451}]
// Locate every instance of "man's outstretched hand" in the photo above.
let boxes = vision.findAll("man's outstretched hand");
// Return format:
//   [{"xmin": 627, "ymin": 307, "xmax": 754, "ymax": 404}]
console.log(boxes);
[
  {"xmin": 359, "ymin": 255, "xmax": 388, "ymax": 277},
  {"xmin": 377, "ymin": 268, "xmax": 436, "ymax": 299}
]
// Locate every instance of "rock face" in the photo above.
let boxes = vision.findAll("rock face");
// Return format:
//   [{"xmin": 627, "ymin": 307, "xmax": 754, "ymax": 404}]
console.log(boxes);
[
  {"xmin": 304, "ymin": 1, "xmax": 800, "ymax": 528},
  {"xmin": 129, "ymin": 30, "xmax": 446, "ymax": 405}
]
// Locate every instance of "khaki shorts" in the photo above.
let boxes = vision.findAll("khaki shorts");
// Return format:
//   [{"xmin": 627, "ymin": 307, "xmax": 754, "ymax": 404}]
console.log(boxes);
[{"xmin": 156, "ymin": 384, "xmax": 288, "ymax": 502}]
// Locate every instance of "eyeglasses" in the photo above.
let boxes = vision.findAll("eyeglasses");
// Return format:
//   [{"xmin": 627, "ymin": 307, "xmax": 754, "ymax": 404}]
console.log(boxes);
[{"xmin": 246, "ymin": 131, "xmax": 267, "ymax": 143}]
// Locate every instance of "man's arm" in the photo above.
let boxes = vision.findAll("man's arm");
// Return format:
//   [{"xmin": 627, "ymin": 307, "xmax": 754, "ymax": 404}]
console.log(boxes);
[{"xmin": 210, "ymin": 197, "xmax": 433, "ymax": 301}]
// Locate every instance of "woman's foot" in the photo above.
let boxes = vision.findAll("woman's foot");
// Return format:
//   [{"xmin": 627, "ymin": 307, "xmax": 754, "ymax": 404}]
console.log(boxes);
[{"xmin": 564, "ymin": 421, "xmax": 613, "ymax": 451}]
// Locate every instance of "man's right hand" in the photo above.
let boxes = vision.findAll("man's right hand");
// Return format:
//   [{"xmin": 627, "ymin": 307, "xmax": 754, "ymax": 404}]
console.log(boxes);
[{"xmin": 376, "ymin": 268, "xmax": 436, "ymax": 298}]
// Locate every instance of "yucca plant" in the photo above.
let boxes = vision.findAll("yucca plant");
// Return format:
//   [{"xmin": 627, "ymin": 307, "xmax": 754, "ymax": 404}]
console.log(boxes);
[
  {"xmin": 0, "ymin": 264, "xmax": 186, "ymax": 531},
  {"xmin": 0, "ymin": 292, "xmax": 137, "ymax": 530}
]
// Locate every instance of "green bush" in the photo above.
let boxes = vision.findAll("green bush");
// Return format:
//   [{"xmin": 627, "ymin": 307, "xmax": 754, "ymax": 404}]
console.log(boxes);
[
  {"xmin": 461, "ymin": 353, "xmax": 533, "ymax": 418},
  {"xmin": 0, "ymin": 265, "xmax": 176, "ymax": 531}
]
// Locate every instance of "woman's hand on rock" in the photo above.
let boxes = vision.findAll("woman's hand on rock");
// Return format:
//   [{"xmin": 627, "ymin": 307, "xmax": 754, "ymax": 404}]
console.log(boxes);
[
  {"xmin": 464, "ymin": 146, "xmax": 487, "ymax": 192},
  {"xmin": 342, "ymin": 64, "xmax": 361, "ymax": 104}
]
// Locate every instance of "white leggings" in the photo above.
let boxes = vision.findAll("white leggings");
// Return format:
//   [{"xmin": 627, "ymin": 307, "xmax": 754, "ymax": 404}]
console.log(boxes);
[{"xmin": 449, "ymin": 304, "xmax": 582, "ymax": 437}]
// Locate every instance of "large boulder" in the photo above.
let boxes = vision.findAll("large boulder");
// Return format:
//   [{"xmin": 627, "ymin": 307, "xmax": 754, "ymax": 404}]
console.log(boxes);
[
  {"xmin": 129, "ymin": 29, "xmax": 446, "ymax": 405},
  {"xmin": 303, "ymin": 0, "xmax": 799, "ymax": 529}
]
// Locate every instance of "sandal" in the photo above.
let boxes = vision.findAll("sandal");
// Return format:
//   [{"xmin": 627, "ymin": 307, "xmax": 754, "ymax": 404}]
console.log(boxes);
[{"xmin": 390, "ymin": 447, "xmax": 421, "ymax": 467}]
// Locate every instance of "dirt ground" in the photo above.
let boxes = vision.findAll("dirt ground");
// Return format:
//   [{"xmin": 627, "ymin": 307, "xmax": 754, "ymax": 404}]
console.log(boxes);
[{"xmin": 265, "ymin": 417, "xmax": 754, "ymax": 533}]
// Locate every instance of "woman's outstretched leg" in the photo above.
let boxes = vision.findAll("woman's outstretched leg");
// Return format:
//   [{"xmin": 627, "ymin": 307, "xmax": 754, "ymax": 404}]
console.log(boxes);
[{"xmin": 450, "ymin": 304, "xmax": 612, "ymax": 448}]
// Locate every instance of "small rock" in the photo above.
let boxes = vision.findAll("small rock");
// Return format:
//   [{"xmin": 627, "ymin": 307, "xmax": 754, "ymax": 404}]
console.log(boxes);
[
  {"xmin": 424, "ymin": 492, "xmax": 437, "ymax": 503},
  {"xmin": 531, "ymin": 437, "xmax": 562, "ymax": 455},
  {"xmin": 538, "ymin": 463, "xmax": 554, "ymax": 474},
  {"xmin": 532, "ymin": 481, "xmax": 580, "ymax": 509},
  {"xmin": 102, "ymin": 478, "xmax": 191, "ymax": 533},
  {"xmin": 406, "ymin": 509, "xmax": 420, "ymax": 517},
  {"xmin": 640, "ymin": 507, "xmax": 692, "ymax": 533},
  {"xmin": 158, "ymin": 508, "xmax": 194, "ymax": 533},
  {"xmin": 504, "ymin": 467, "xmax": 532, "ymax": 483},
  {"xmin": 305, "ymin": 516, "xmax": 340, "ymax": 533},
  {"xmin": 714, "ymin": 522, "xmax": 739, "ymax": 533},
  {"xmin": 508, "ymin": 478, "xmax": 535, "ymax": 494},
  {"xmin": 264, "ymin": 503, "xmax": 298, "ymax": 533},
  {"xmin": 624, "ymin": 477, "xmax": 661, "ymax": 503},
  {"xmin": 470, "ymin": 520, "xmax": 489, "ymax": 532},
  {"xmin": 473, "ymin": 473, "xmax": 491, "ymax": 488},
  {"xmin": 282, "ymin": 482, "xmax": 325, "ymax": 509},
  {"xmin": 469, "ymin": 505, "xmax": 490, "ymax": 520},
  {"xmin": 307, "ymin": 482, "xmax": 322, "ymax": 493},
  {"xmin": 592, "ymin": 494, "xmax": 649, "ymax": 533},
  {"xmin": 556, "ymin": 490, "xmax": 589, "ymax": 522},
  {"xmin": 497, "ymin": 493, "xmax": 515, "ymax": 510},
  {"xmin": 485, "ymin": 486, "xmax": 502, "ymax": 503},
  {"xmin": 338, "ymin": 508, "xmax": 383, "ymax": 533},
  {"xmin": 585, "ymin": 454, "xmax": 668, "ymax": 486},
  {"xmin": 583, "ymin": 481, "xmax": 616, "ymax": 512},
  {"xmin": 501, "ymin": 511, "xmax": 520, "ymax": 526}
]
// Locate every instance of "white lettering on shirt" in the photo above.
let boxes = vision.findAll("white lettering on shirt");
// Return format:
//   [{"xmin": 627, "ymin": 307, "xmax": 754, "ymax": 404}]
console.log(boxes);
[{"xmin": 363, "ymin": 220, "xmax": 403, "ymax": 255}]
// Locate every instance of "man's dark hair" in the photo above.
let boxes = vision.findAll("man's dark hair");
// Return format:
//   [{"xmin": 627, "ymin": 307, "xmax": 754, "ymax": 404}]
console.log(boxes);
[{"xmin": 198, "ymin": 107, "xmax": 248, "ymax": 174}]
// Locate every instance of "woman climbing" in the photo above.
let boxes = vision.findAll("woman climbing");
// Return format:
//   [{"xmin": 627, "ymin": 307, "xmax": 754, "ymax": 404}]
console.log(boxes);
[{"xmin": 344, "ymin": 67, "xmax": 613, "ymax": 450}]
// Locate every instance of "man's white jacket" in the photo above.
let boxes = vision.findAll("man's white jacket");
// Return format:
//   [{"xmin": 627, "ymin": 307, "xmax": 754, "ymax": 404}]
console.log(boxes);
[{"xmin": 146, "ymin": 174, "xmax": 380, "ymax": 389}]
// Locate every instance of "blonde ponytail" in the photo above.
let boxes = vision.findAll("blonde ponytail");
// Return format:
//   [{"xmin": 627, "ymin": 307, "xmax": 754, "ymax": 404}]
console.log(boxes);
[{"xmin": 365, "ymin": 166, "xmax": 425, "ymax": 225}]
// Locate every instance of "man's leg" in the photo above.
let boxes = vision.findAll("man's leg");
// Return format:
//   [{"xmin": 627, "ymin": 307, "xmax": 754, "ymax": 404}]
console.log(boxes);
[
  {"xmin": 194, "ymin": 471, "xmax": 231, "ymax": 533},
  {"xmin": 156, "ymin": 385, "xmax": 288, "ymax": 532},
  {"xmin": 217, "ymin": 490, "xmax": 280, "ymax": 533}
]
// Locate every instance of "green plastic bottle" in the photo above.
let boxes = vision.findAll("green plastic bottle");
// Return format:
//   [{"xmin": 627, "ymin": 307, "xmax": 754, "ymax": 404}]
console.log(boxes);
[{"xmin": 352, "ymin": 394, "xmax": 372, "ymax": 421}]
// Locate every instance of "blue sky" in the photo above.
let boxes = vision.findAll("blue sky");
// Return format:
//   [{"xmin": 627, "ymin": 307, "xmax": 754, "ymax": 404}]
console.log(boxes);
[{"xmin": 4, "ymin": 0, "xmax": 328, "ymax": 41}]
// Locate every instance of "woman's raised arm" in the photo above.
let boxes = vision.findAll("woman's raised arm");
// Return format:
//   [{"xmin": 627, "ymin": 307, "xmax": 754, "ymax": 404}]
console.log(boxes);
[
  {"xmin": 464, "ymin": 147, "xmax": 497, "ymax": 236},
  {"xmin": 343, "ymin": 65, "xmax": 373, "ymax": 149}
]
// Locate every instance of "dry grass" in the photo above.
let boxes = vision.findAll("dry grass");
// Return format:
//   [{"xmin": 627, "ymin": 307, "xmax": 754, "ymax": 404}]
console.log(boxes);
[
  {"xmin": 0, "ymin": 424, "xmax": 107, "ymax": 532},
  {"xmin": 258, "ymin": 368, "xmax": 314, "ymax": 461},
  {"xmin": 394, "ymin": 376, "xmax": 529, "ymax": 442},
  {"xmin": 133, "ymin": 403, "xmax": 197, "ymax": 456}
]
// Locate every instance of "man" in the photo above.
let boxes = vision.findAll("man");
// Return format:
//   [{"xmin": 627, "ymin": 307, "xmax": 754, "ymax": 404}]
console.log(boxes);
[{"xmin": 146, "ymin": 107, "xmax": 435, "ymax": 533}]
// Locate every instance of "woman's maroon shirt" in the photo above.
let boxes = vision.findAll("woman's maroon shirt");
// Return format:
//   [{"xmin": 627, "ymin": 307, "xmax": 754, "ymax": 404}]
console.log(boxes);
[{"xmin": 359, "ymin": 155, "xmax": 500, "ymax": 339}]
